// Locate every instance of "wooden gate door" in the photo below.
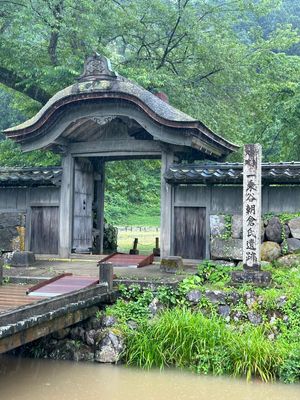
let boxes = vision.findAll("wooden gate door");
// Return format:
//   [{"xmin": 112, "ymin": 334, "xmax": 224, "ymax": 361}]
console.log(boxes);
[
  {"xmin": 30, "ymin": 206, "xmax": 59, "ymax": 254},
  {"xmin": 174, "ymin": 207, "xmax": 206, "ymax": 259},
  {"xmin": 72, "ymin": 159, "xmax": 94, "ymax": 253}
]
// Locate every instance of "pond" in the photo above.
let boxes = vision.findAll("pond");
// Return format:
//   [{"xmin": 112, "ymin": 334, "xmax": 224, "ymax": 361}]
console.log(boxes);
[{"xmin": 0, "ymin": 356, "xmax": 299, "ymax": 400}]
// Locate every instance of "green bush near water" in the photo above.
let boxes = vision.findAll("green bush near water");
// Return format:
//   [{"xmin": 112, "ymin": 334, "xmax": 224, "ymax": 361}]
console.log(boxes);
[
  {"xmin": 124, "ymin": 308, "xmax": 285, "ymax": 382},
  {"xmin": 106, "ymin": 261, "xmax": 300, "ymax": 383}
]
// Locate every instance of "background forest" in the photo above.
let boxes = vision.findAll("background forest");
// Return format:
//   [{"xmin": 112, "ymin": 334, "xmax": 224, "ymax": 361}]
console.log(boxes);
[{"xmin": 0, "ymin": 0, "xmax": 299, "ymax": 225}]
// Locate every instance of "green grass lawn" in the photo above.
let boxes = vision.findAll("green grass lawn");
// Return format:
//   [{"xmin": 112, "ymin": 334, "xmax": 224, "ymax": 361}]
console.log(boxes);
[
  {"xmin": 112, "ymin": 213, "xmax": 160, "ymax": 227},
  {"xmin": 117, "ymin": 227, "xmax": 160, "ymax": 254}
]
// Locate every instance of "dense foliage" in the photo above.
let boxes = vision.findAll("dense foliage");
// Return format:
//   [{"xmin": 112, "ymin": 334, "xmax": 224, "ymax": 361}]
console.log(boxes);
[
  {"xmin": 107, "ymin": 260, "xmax": 300, "ymax": 383},
  {"xmin": 0, "ymin": 0, "xmax": 300, "ymax": 221},
  {"xmin": 104, "ymin": 160, "xmax": 161, "ymax": 225}
]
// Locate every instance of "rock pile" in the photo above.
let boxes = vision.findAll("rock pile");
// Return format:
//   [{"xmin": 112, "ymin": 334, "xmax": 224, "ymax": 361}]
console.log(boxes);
[
  {"xmin": 210, "ymin": 214, "xmax": 300, "ymax": 265},
  {"xmin": 185, "ymin": 288, "xmax": 289, "ymax": 329},
  {"xmin": 20, "ymin": 314, "xmax": 125, "ymax": 363}
]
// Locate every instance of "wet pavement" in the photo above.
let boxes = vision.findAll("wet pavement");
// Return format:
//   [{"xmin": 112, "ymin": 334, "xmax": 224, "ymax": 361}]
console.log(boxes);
[{"xmin": 3, "ymin": 255, "xmax": 198, "ymax": 284}]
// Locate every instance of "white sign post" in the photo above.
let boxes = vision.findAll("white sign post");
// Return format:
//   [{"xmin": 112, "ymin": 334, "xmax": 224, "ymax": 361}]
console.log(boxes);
[{"xmin": 243, "ymin": 144, "xmax": 261, "ymax": 270}]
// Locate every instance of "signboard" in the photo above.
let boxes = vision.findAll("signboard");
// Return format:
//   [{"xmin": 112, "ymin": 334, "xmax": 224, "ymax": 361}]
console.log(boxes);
[{"xmin": 243, "ymin": 144, "xmax": 262, "ymax": 269}]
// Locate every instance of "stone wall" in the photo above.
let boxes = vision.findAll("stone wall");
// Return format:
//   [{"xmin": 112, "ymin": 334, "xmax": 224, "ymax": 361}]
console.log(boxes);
[
  {"xmin": 12, "ymin": 313, "xmax": 124, "ymax": 364},
  {"xmin": 210, "ymin": 214, "xmax": 300, "ymax": 263},
  {"xmin": 0, "ymin": 212, "xmax": 26, "ymax": 251}
]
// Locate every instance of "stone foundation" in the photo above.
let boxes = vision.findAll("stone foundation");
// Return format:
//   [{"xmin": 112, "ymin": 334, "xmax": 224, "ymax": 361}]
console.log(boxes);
[
  {"xmin": 209, "ymin": 213, "xmax": 300, "ymax": 263},
  {"xmin": 12, "ymin": 313, "xmax": 124, "ymax": 364}
]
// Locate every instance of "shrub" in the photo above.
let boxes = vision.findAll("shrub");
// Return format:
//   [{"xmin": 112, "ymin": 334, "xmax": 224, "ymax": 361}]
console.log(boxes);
[
  {"xmin": 279, "ymin": 347, "xmax": 300, "ymax": 383},
  {"xmin": 197, "ymin": 261, "xmax": 234, "ymax": 286},
  {"xmin": 228, "ymin": 325, "xmax": 284, "ymax": 381},
  {"xmin": 125, "ymin": 308, "xmax": 230, "ymax": 375},
  {"xmin": 124, "ymin": 308, "xmax": 284, "ymax": 381},
  {"xmin": 106, "ymin": 288, "xmax": 154, "ymax": 324}
]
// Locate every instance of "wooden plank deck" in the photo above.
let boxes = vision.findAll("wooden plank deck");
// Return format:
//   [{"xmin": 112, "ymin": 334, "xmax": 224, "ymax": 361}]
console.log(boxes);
[
  {"xmin": 28, "ymin": 276, "xmax": 99, "ymax": 297},
  {"xmin": 0, "ymin": 284, "xmax": 114, "ymax": 354},
  {"xmin": 0, "ymin": 284, "xmax": 46, "ymax": 313}
]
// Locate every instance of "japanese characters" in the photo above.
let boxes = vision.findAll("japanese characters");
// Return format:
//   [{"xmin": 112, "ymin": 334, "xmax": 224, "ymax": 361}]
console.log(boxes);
[{"xmin": 243, "ymin": 144, "xmax": 262, "ymax": 269}]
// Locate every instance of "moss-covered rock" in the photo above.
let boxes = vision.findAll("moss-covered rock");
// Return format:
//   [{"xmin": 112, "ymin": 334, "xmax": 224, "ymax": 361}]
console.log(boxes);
[
  {"xmin": 261, "ymin": 241, "xmax": 281, "ymax": 262},
  {"xmin": 160, "ymin": 256, "xmax": 183, "ymax": 273}
]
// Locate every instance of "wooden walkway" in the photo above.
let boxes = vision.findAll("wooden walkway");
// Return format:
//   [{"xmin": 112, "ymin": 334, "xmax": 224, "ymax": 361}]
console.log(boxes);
[
  {"xmin": 0, "ymin": 282, "xmax": 116, "ymax": 354},
  {"xmin": 0, "ymin": 284, "xmax": 46, "ymax": 313}
]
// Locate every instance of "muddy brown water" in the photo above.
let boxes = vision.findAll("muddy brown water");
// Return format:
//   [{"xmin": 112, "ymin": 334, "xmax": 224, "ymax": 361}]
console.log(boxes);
[{"xmin": 0, "ymin": 356, "xmax": 300, "ymax": 400}]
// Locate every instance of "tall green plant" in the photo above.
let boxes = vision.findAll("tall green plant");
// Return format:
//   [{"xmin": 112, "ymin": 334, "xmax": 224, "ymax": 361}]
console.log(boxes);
[{"xmin": 124, "ymin": 308, "xmax": 285, "ymax": 382}]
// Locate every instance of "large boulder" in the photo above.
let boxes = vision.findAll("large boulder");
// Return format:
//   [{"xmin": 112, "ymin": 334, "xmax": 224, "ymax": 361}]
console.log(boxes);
[
  {"xmin": 261, "ymin": 241, "xmax": 281, "ymax": 262},
  {"xmin": 95, "ymin": 330, "xmax": 124, "ymax": 363},
  {"xmin": 231, "ymin": 215, "xmax": 243, "ymax": 239},
  {"xmin": 209, "ymin": 215, "xmax": 227, "ymax": 237},
  {"xmin": 211, "ymin": 238, "xmax": 242, "ymax": 260},
  {"xmin": 260, "ymin": 242, "xmax": 281, "ymax": 262},
  {"xmin": 282, "ymin": 238, "xmax": 300, "ymax": 254},
  {"xmin": 288, "ymin": 217, "xmax": 300, "ymax": 239},
  {"xmin": 276, "ymin": 254, "xmax": 300, "ymax": 268},
  {"xmin": 265, "ymin": 217, "xmax": 283, "ymax": 243}
]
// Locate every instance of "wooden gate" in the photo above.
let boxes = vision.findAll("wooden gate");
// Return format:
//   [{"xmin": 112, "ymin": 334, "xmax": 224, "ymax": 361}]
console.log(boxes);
[
  {"xmin": 72, "ymin": 159, "xmax": 94, "ymax": 252},
  {"xmin": 30, "ymin": 206, "xmax": 59, "ymax": 254},
  {"xmin": 174, "ymin": 207, "xmax": 206, "ymax": 259}
]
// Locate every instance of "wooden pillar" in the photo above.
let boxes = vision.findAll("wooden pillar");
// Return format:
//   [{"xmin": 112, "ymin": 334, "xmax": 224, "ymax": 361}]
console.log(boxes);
[
  {"xmin": 160, "ymin": 150, "xmax": 174, "ymax": 258},
  {"xmin": 59, "ymin": 152, "xmax": 74, "ymax": 258},
  {"xmin": 99, "ymin": 262, "xmax": 113, "ymax": 291},
  {"xmin": 95, "ymin": 160, "xmax": 105, "ymax": 254}
]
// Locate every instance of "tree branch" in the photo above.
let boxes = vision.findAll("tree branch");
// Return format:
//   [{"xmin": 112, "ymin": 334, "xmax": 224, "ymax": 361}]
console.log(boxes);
[
  {"xmin": 0, "ymin": 66, "xmax": 51, "ymax": 104},
  {"xmin": 156, "ymin": 0, "xmax": 190, "ymax": 69}
]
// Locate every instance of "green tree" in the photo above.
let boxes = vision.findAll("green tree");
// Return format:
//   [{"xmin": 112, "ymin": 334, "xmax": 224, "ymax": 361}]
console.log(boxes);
[{"xmin": 0, "ymin": 0, "xmax": 300, "ymax": 220}]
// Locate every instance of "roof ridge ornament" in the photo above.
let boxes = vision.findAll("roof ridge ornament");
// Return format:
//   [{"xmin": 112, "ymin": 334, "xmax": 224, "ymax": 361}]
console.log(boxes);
[{"xmin": 78, "ymin": 52, "xmax": 117, "ymax": 82}]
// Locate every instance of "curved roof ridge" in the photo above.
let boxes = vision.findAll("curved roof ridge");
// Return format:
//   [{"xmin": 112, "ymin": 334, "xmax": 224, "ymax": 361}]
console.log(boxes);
[{"xmin": 3, "ymin": 54, "xmax": 239, "ymax": 158}]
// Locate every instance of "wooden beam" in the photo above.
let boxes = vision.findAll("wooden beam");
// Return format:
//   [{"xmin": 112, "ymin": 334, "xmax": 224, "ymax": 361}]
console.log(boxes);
[
  {"xmin": 0, "ymin": 306, "xmax": 98, "ymax": 354},
  {"xmin": 59, "ymin": 152, "xmax": 74, "ymax": 257},
  {"xmin": 0, "ymin": 284, "xmax": 108, "ymax": 327},
  {"xmin": 69, "ymin": 139, "xmax": 162, "ymax": 155},
  {"xmin": 95, "ymin": 161, "xmax": 105, "ymax": 254},
  {"xmin": 160, "ymin": 149, "xmax": 174, "ymax": 257},
  {"xmin": 19, "ymin": 103, "xmax": 197, "ymax": 155}
]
